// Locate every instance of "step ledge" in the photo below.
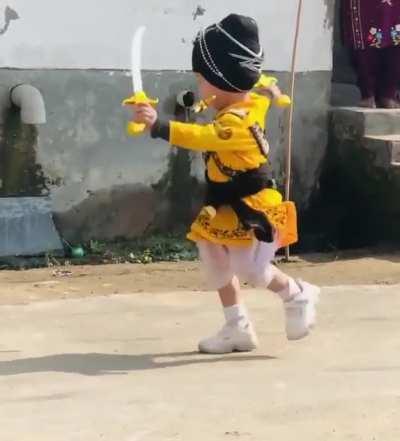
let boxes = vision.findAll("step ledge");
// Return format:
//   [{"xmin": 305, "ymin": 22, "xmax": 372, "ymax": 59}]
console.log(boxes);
[
  {"xmin": 364, "ymin": 135, "xmax": 400, "ymax": 142},
  {"xmin": 332, "ymin": 106, "xmax": 400, "ymax": 114}
]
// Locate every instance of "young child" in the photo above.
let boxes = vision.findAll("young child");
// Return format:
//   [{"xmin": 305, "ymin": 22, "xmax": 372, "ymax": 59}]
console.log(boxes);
[{"xmin": 132, "ymin": 13, "xmax": 320, "ymax": 354}]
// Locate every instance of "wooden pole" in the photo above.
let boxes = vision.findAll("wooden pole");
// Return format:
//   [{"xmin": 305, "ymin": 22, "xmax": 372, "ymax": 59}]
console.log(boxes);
[{"xmin": 285, "ymin": 0, "xmax": 303, "ymax": 261}]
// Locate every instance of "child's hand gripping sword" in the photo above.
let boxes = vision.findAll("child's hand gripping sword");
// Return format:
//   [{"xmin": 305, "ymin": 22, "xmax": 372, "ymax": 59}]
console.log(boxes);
[
  {"xmin": 123, "ymin": 26, "xmax": 159, "ymax": 136},
  {"xmin": 254, "ymin": 74, "xmax": 292, "ymax": 108}
]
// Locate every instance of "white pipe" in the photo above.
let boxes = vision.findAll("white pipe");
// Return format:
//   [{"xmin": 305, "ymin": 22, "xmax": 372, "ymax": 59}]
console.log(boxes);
[{"xmin": 10, "ymin": 84, "xmax": 46, "ymax": 124}]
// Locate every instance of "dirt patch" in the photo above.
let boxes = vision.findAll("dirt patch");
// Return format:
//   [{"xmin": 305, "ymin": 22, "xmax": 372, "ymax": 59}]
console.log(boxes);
[{"xmin": 1, "ymin": 250, "xmax": 399, "ymax": 306}]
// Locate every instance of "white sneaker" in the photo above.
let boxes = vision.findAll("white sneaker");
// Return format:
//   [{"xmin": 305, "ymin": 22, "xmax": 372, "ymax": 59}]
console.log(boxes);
[
  {"xmin": 284, "ymin": 280, "xmax": 320, "ymax": 341},
  {"xmin": 198, "ymin": 322, "xmax": 259, "ymax": 354}
]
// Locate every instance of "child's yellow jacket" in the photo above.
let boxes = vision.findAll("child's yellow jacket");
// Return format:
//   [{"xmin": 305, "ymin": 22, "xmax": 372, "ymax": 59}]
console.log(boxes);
[{"xmin": 166, "ymin": 93, "xmax": 297, "ymax": 248}]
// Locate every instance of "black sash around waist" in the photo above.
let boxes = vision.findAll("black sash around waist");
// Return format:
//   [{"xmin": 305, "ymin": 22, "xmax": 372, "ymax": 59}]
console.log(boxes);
[{"xmin": 204, "ymin": 162, "xmax": 276, "ymax": 243}]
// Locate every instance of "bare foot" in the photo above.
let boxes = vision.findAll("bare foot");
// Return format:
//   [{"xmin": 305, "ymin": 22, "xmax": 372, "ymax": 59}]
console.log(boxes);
[{"xmin": 359, "ymin": 97, "xmax": 376, "ymax": 108}]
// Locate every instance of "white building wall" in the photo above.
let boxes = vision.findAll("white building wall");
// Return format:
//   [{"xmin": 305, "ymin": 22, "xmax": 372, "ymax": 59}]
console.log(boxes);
[{"xmin": 0, "ymin": 0, "xmax": 332, "ymax": 72}]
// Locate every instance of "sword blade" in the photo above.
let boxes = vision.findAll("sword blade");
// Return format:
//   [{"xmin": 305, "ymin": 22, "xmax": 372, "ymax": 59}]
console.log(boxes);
[{"xmin": 131, "ymin": 26, "xmax": 146, "ymax": 93}]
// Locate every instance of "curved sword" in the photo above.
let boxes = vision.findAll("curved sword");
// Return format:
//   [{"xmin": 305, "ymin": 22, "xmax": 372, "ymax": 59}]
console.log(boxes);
[{"xmin": 123, "ymin": 26, "xmax": 158, "ymax": 136}]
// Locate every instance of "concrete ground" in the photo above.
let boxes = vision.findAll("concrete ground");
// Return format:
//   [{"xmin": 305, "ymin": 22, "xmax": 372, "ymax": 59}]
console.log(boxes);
[{"xmin": 1, "ymin": 284, "xmax": 400, "ymax": 441}]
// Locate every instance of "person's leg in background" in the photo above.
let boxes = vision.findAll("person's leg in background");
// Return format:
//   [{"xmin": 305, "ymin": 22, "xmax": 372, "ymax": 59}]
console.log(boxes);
[
  {"xmin": 378, "ymin": 47, "xmax": 400, "ymax": 108},
  {"xmin": 352, "ymin": 47, "xmax": 380, "ymax": 107}
]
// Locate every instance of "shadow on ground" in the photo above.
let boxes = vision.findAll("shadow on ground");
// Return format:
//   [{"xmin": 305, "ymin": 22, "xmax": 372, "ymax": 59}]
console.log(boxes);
[
  {"xmin": 289, "ymin": 248, "xmax": 400, "ymax": 265},
  {"xmin": 0, "ymin": 352, "xmax": 276, "ymax": 376}
]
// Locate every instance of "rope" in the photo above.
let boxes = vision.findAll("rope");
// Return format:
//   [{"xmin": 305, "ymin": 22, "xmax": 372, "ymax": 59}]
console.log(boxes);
[{"xmin": 285, "ymin": 0, "xmax": 303, "ymax": 260}]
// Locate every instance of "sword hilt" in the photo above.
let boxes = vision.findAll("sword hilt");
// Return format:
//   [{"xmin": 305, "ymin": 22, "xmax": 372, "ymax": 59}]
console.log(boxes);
[
  {"xmin": 254, "ymin": 74, "xmax": 292, "ymax": 108},
  {"xmin": 123, "ymin": 91, "xmax": 159, "ymax": 136}
]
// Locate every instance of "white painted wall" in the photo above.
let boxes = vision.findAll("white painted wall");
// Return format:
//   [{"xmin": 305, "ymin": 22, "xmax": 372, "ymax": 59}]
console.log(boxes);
[{"xmin": 0, "ymin": 0, "xmax": 332, "ymax": 72}]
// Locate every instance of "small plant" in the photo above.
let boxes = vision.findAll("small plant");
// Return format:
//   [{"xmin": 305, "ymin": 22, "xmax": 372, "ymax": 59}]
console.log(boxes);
[
  {"xmin": 86, "ymin": 234, "xmax": 198, "ymax": 264},
  {"xmin": 88, "ymin": 240, "xmax": 108, "ymax": 255},
  {"xmin": 0, "ymin": 234, "xmax": 198, "ymax": 270}
]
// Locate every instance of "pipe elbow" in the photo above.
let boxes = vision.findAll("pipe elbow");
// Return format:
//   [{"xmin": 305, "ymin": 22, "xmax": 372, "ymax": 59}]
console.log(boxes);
[{"xmin": 10, "ymin": 84, "xmax": 46, "ymax": 124}]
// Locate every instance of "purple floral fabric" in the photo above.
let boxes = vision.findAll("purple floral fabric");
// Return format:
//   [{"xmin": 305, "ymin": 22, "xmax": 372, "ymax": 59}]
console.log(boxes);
[{"xmin": 342, "ymin": 0, "xmax": 400, "ymax": 49}]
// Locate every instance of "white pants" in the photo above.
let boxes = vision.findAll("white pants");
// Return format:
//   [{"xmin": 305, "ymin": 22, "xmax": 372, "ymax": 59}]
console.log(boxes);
[{"xmin": 197, "ymin": 239, "xmax": 278, "ymax": 291}]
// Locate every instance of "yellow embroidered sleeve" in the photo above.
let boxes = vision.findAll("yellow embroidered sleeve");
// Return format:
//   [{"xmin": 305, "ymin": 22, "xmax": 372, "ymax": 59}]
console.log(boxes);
[{"xmin": 169, "ymin": 113, "xmax": 257, "ymax": 153}]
